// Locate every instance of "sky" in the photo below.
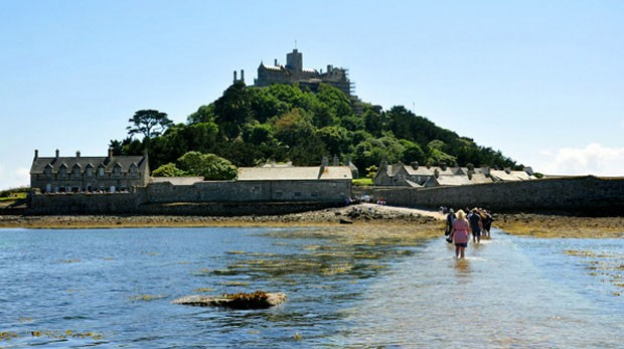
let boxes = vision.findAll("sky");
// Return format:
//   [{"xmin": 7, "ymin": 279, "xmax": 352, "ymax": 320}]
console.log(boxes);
[{"xmin": 1, "ymin": 0, "xmax": 623, "ymax": 190}]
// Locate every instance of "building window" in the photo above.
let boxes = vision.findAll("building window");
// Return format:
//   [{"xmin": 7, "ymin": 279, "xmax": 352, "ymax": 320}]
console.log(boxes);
[
  {"xmin": 294, "ymin": 192, "xmax": 302, "ymax": 197},
  {"xmin": 130, "ymin": 166, "xmax": 137, "ymax": 177},
  {"xmin": 311, "ymin": 192, "xmax": 319, "ymax": 198},
  {"xmin": 98, "ymin": 167, "xmax": 105, "ymax": 177},
  {"xmin": 114, "ymin": 166, "xmax": 121, "ymax": 177},
  {"xmin": 86, "ymin": 167, "xmax": 93, "ymax": 177},
  {"xmin": 275, "ymin": 191, "xmax": 283, "ymax": 198},
  {"xmin": 73, "ymin": 166, "xmax": 81, "ymax": 177},
  {"xmin": 44, "ymin": 167, "xmax": 52, "ymax": 178},
  {"xmin": 59, "ymin": 167, "xmax": 67, "ymax": 178}
]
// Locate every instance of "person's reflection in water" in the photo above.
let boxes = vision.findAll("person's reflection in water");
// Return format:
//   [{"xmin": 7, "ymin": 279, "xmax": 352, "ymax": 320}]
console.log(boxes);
[{"xmin": 455, "ymin": 258, "xmax": 471, "ymax": 277}]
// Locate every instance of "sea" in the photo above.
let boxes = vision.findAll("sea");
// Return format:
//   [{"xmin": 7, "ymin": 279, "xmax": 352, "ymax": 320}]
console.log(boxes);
[{"xmin": 1, "ymin": 226, "xmax": 623, "ymax": 348}]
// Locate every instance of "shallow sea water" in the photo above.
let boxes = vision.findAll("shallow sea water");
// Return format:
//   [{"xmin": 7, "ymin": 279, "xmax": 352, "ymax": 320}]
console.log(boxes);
[{"xmin": 0, "ymin": 227, "xmax": 622, "ymax": 348}]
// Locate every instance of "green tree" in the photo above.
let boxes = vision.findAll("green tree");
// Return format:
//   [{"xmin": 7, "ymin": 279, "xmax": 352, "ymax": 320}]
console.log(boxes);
[
  {"xmin": 187, "ymin": 104, "xmax": 216, "ymax": 125},
  {"xmin": 213, "ymin": 81, "xmax": 254, "ymax": 139},
  {"xmin": 273, "ymin": 108, "xmax": 315, "ymax": 147},
  {"xmin": 243, "ymin": 123, "xmax": 275, "ymax": 145},
  {"xmin": 318, "ymin": 125, "xmax": 350, "ymax": 156},
  {"xmin": 177, "ymin": 151, "xmax": 237, "ymax": 180},
  {"xmin": 152, "ymin": 163, "xmax": 186, "ymax": 177},
  {"xmin": 127, "ymin": 109, "xmax": 173, "ymax": 139},
  {"xmin": 316, "ymin": 83, "xmax": 352, "ymax": 118},
  {"xmin": 399, "ymin": 139, "xmax": 426, "ymax": 164},
  {"xmin": 363, "ymin": 104, "xmax": 385, "ymax": 136},
  {"xmin": 250, "ymin": 88, "xmax": 289, "ymax": 123},
  {"xmin": 365, "ymin": 165, "xmax": 379, "ymax": 179}
]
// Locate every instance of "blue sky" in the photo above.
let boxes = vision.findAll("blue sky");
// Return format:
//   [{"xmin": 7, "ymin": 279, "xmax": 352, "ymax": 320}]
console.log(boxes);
[{"xmin": 1, "ymin": 0, "xmax": 623, "ymax": 190}]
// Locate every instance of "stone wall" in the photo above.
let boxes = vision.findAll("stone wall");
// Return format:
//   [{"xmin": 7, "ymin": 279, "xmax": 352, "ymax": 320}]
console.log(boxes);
[
  {"xmin": 144, "ymin": 180, "xmax": 350, "ymax": 203},
  {"xmin": 29, "ymin": 176, "xmax": 624, "ymax": 216},
  {"xmin": 354, "ymin": 176, "xmax": 624, "ymax": 216},
  {"xmin": 28, "ymin": 179, "xmax": 351, "ymax": 215},
  {"xmin": 29, "ymin": 192, "xmax": 141, "ymax": 215},
  {"xmin": 28, "ymin": 192, "xmax": 340, "ymax": 216}
]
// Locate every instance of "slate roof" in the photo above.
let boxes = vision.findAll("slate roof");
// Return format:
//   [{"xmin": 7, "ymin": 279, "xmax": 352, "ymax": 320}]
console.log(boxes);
[
  {"xmin": 402, "ymin": 165, "xmax": 435, "ymax": 176},
  {"xmin": 490, "ymin": 170, "xmax": 535, "ymax": 181},
  {"xmin": 427, "ymin": 175, "xmax": 473, "ymax": 187},
  {"xmin": 150, "ymin": 177, "xmax": 204, "ymax": 185},
  {"xmin": 470, "ymin": 173, "xmax": 494, "ymax": 184},
  {"xmin": 31, "ymin": 154, "xmax": 147, "ymax": 174},
  {"xmin": 237, "ymin": 166, "xmax": 352, "ymax": 181}
]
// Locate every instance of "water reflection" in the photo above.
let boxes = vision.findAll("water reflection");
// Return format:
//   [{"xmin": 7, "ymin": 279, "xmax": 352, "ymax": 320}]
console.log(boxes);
[
  {"xmin": 454, "ymin": 258, "xmax": 471, "ymax": 277},
  {"xmin": 330, "ymin": 230, "xmax": 624, "ymax": 348},
  {"xmin": 1, "ymin": 227, "xmax": 623, "ymax": 348}
]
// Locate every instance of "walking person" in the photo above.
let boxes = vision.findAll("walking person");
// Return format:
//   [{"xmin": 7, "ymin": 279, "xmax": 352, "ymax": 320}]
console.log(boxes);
[
  {"xmin": 450, "ymin": 209, "xmax": 470, "ymax": 258},
  {"xmin": 481, "ymin": 209, "xmax": 493, "ymax": 238},
  {"xmin": 469, "ymin": 208, "xmax": 484, "ymax": 243},
  {"xmin": 445, "ymin": 208, "xmax": 456, "ymax": 238}
]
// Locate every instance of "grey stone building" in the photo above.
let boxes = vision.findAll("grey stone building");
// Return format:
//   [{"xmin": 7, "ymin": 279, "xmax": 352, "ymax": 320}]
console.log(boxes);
[
  {"xmin": 30, "ymin": 149, "xmax": 150, "ymax": 193},
  {"xmin": 374, "ymin": 159, "xmax": 536, "ymax": 188},
  {"xmin": 374, "ymin": 160, "xmax": 458, "ymax": 187},
  {"xmin": 237, "ymin": 48, "xmax": 353, "ymax": 96}
]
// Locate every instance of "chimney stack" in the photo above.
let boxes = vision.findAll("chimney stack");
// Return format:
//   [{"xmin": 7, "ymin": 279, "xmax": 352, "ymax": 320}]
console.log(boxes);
[
  {"xmin": 321, "ymin": 156, "xmax": 329, "ymax": 167},
  {"xmin": 240, "ymin": 69, "xmax": 245, "ymax": 83},
  {"xmin": 274, "ymin": 59, "xmax": 278, "ymax": 66},
  {"xmin": 380, "ymin": 158, "xmax": 388, "ymax": 172},
  {"xmin": 76, "ymin": 151, "xmax": 81, "ymax": 159},
  {"xmin": 55, "ymin": 149, "xmax": 60, "ymax": 159},
  {"xmin": 34, "ymin": 149, "xmax": 39, "ymax": 160},
  {"xmin": 233, "ymin": 70, "xmax": 237, "ymax": 83},
  {"xmin": 108, "ymin": 148, "xmax": 113, "ymax": 159}
]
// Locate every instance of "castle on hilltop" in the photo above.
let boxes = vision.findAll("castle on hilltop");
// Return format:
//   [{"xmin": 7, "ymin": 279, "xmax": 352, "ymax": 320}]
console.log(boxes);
[{"xmin": 234, "ymin": 49, "xmax": 354, "ymax": 96}]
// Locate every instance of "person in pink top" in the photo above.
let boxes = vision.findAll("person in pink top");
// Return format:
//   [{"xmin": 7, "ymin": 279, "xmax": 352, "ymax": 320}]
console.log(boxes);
[{"xmin": 450, "ymin": 209, "xmax": 471, "ymax": 258}]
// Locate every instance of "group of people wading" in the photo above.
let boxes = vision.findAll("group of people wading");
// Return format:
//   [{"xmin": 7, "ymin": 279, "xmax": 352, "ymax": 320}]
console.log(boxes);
[{"xmin": 443, "ymin": 208, "xmax": 493, "ymax": 258}]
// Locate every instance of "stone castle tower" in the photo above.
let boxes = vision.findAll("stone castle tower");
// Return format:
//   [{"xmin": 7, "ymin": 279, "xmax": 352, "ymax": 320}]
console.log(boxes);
[{"xmin": 234, "ymin": 49, "xmax": 354, "ymax": 96}]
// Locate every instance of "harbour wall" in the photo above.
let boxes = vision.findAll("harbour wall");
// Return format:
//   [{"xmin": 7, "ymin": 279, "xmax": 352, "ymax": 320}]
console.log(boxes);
[
  {"xmin": 354, "ymin": 176, "xmax": 624, "ymax": 216},
  {"xmin": 27, "ymin": 176, "xmax": 624, "ymax": 216},
  {"xmin": 28, "ymin": 179, "xmax": 350, "ymax": 216}
]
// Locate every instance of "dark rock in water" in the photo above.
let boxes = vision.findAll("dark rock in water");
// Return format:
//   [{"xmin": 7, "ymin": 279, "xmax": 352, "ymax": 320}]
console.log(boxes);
[
  {"xmin": 339, "ymin": 218, "xmax": 353, "ymax": 224},
  {"xmin": 172, "ymin": 291, "xmax": 286, "ymax": 309}
]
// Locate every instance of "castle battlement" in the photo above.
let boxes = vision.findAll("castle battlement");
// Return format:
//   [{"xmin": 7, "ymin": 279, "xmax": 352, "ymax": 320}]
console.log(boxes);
[{"xmin": 235, "ymin": 49, "xmax": 354, "ymax": 96}]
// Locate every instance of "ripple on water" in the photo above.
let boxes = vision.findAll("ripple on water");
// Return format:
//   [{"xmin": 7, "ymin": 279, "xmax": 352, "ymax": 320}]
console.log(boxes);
[{"xmin": 0, "ymin": 228, "xmax": 623, "ymax": 348}]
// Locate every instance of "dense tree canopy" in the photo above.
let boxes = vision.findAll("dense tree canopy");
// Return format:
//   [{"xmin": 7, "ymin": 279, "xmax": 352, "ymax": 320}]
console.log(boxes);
[
  {"xmin": 112, "ymin": 81, "xmax": 522, "ymax": 176},
  {"xmin": 152, "ymin": 151, "xmax": 237, "ymax": 180}
]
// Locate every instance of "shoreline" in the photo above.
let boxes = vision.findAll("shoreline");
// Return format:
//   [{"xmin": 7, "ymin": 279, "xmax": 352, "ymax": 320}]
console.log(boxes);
[
  {"xmin": 0, "ymin": 204, "xmax": 442, "ymax": 230},
  {"xmin": 1, "ymin": 204, "xmax": 623, "ymax": 238}
]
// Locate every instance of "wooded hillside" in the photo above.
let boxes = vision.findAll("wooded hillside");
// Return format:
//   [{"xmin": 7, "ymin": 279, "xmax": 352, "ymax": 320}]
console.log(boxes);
[{"xmin": 111, "ymin": 81, "xmax": 520, "ymax": 178}]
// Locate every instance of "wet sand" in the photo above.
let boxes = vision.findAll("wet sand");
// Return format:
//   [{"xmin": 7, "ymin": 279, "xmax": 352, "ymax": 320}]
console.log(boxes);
[
  {"xmin": 0, "ymin": 204, "xmax": 440, "ymax": 230},
  {"xmin": 1, "ymin": 204, "xmax": 623, "ymax": 238},
  {"xmin": 494, "ymin": 213, "xmax": 624, "ymax": 238}
]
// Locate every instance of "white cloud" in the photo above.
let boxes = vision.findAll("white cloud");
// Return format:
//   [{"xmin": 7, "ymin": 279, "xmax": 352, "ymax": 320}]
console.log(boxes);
[
  {"xmin": 539, "ymin": 143, "xmax": 624, "ymax": 176},
  {"xmin": 0, "ymin": 164, "xmax": 30, "ymax": 191}
]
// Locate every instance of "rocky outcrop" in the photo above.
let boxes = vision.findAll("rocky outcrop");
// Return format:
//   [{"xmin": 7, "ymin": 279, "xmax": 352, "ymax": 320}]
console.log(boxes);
[{"xmin": 172, "ymin": 291, "xmax": 286, "ymax": 309}]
